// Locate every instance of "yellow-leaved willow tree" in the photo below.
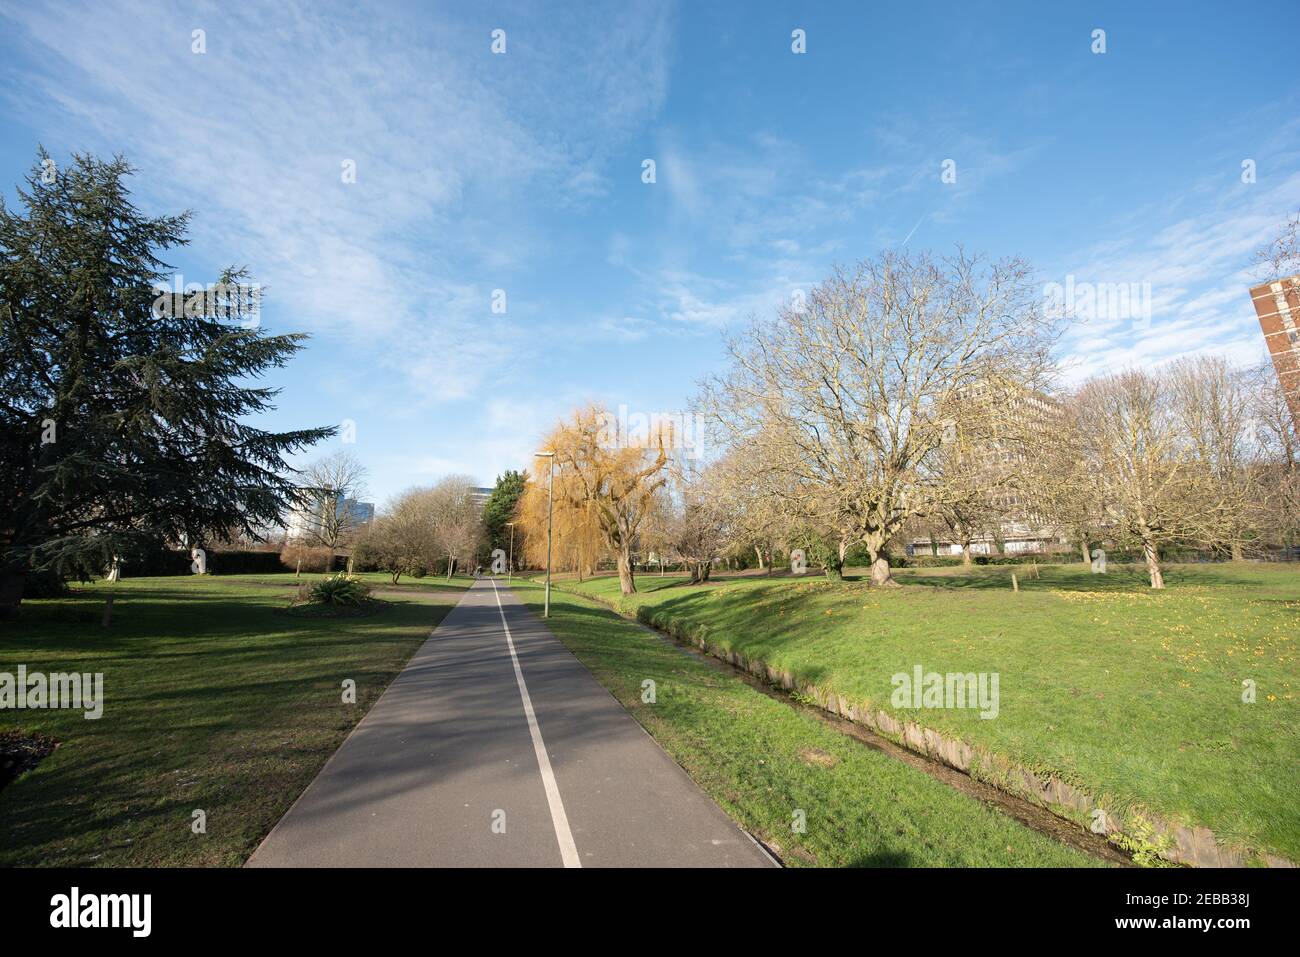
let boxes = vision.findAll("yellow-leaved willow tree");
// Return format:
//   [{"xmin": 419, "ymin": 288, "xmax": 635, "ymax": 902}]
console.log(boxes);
[
  {"xmin": 517, "ymin": 483, "xmax": 606, "ymax": 581},
  {"xmin": 518, "ymin": 405, "xmax": 669, "ymax": 594}
]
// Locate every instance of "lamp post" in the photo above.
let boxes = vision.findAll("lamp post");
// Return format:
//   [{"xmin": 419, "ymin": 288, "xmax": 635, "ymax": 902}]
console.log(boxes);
[
  {"xmin": 505, "ymin": 521, "xmax": 516, "ymax": 581},
  {"xmin": 534, "ymin": 452, "xmax": 555, "ymax": 618}
]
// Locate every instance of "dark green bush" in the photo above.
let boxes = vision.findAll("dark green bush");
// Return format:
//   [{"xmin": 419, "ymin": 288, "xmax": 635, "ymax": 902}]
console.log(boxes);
[
  {"xmin": 22, "ymin": 569, "xmax": 69, "ymax": 598},
  {"xmin": 124, "ymin": 549, "xmax": 285, "ymax": 576},
  {"xmin": 972, "ymin": 554, "xmax": 1068, "ymax": 566},
  {"xmin": 894, "ymin": 555, "xmax": 966, "ymax": 568},
  {"xmin": 307, "ymin": 574, "xmax": 371, "ymax": 606}
]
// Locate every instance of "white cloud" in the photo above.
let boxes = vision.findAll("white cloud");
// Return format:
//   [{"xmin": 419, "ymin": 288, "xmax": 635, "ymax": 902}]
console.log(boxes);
[
  {"xmin": 591, "ymin": 316, "xmax": 657, "ymax": 342},
  {"xmin": 1, "ymin": 0, "xmax": 672, "ymax": 404},
  {"xmin": 1056, "ymin": 170, "xmax": 1300, "ymax": 382}
]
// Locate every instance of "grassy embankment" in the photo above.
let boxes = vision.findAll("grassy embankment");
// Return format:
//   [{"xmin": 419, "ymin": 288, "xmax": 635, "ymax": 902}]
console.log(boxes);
[
  {"xmin": 510, "ymin": 577, "xmax": 1104, "ymax": 867},
  {"xmin": 550, "ymin": 562, "xmax": 1299, "ymax": 863}
]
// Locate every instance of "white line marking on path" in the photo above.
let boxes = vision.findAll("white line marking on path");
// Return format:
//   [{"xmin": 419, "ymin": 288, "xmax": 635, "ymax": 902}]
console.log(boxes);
[{"xmin": 490, "ymin": 578, "xmax": 581, "ymax": 868}]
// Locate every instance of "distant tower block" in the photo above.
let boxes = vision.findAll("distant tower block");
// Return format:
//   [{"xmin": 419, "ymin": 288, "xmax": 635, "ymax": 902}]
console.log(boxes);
[{"xmin": 1249, "ymin": 275, "xmax": 1300, "ymax": 432}]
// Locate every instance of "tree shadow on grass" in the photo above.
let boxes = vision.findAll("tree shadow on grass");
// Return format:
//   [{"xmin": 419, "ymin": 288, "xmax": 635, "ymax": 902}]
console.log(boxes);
[
  {"xmin": 545, "ymin": 589, "xmax": 837, "ymax": 689},
  {"xmin": 848, "ymin": 849, "xmax": 913, "ymax": 867},
  {"xmin": 0, "ymin": 595, "xmax": 458, "ymax": 865},
  {"xmin": 893, "ymin": 564, "xmax": 1262, "ymax": 592},
  {"xmin": 3, "ymin": 586, "xmax": 450, "ymax": 653}
]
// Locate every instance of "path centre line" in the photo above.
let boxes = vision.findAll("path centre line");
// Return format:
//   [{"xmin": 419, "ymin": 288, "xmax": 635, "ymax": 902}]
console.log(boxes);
[{"xmin": 489, "ymin": 578, "xmax": 581, "ymax": 868}]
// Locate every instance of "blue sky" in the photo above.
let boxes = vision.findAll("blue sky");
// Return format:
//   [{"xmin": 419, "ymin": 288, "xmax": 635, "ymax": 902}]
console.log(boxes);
[{"xmin": 3, "ymin": 0, "xmax": 1299, "ymax": 505}]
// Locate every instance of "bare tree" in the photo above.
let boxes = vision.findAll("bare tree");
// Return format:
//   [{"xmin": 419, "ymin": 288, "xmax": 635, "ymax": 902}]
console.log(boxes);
[
  {"xmin": 1072, "ymin": 369, "xmax": 1228, "ymax": 588},
  {"xmin": 296, "ymin": 450, "xmax": 369, "ymax": 575},
  {"xmin": 709, "ymin": 447, "xmax": 788, "ymax": 575},
  {"xmin": 1252, "ymin": 361, "xmax": 1299, "ymax": 469},
  {"xmin": 425, "ymin": 474, "xmax": 484, "ymax": 578},
  {"xmin": 1255, "ymin": 209, "xmax": 1300, "ymax": 281},
  {"xmin": 1167, "ymin": 356, "xmax": 1260, "ymax": 559},
  {"xmin": 664, "ymin": 462, "xmax": 729, "ymax": 583},
  {"xmin": 1250, "ymin": 361, "xmax": 1300, "ymax": 552},
  {"xmin": 701, "ymin": 249, "xmax": 1059, "ymax": 586},
  {"xmin": 929, "ymin": 416, "xmax": 1023, "ymax": 564},
  {"xmin": 1029, "ymin": 425, "xmax": 1107, "ymax": 564},
  {"xmin": 937, "ymin": 495, "xmax": 999, "ymax": 565},
  {"xmin": 355, "ymin": 486, "xmax": 443, "ymax": 583},
  {"xmin": 901, "ymin": 513, "xmax": 947, "ymax": 560}
]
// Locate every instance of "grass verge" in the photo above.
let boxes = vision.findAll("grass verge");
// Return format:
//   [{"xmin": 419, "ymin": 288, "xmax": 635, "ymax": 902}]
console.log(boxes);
[
  {"xmin": 0, "ymin": 573, "xmax": 468, "ymax": 866},
  {"xmin": 509, "ymin": 578, "xmax": 1105, "ymax": 867}
]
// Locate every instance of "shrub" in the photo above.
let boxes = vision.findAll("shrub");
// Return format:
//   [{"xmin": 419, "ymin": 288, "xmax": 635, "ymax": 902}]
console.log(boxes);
[
  {"xmin": 894, "ymin": 555, "xmax": 966, "ymax": 568},
  {"xmin": 90, "ymin": 548, "xmax": 287, "ymax": 578},
  {"xmin": 279, "ymin": 544, "xmax": 335, "ymax": 574},
  {"xmin": 19, "ymin": 570, "xmax": 69, "ymax": 598},
  {"xmin": 127, "ymin": 549, "xmax": 195, "ymax": 576},
  {"xmin": 205, "ymin": 550, "xmax": 285, "ymax": 574},
  {"xmin": 307, "ymin": 574, "xmax": 371, "ymax": 607},
  {"xmin": 971, "ymin": 554, "xmax": 1071, "ymax": 566}
]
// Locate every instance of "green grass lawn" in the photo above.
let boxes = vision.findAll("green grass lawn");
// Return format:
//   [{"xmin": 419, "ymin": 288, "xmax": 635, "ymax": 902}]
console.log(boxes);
[
  {"xmin": 509, "ymin": 578, "xmax": 1102, "ymax": 867},
  {"xmin": 554, "ymin": 562, "xmax": 1300, "ymax": 863},
  {"xmin": 0, "ymin": 573, "xmax": 468, "ymax": 866}
]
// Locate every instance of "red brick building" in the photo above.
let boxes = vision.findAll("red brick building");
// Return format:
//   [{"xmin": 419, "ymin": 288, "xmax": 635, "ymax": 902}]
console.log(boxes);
[{"xmin": 1249, "ymin": 275, "xmax": 1300, "ymax": 432}]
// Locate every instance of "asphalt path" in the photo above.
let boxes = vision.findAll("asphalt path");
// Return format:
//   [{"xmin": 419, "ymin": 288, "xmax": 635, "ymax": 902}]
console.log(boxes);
[{"xmin": 247, "ymin": 578, "xmax": 776, "ymax": 868}]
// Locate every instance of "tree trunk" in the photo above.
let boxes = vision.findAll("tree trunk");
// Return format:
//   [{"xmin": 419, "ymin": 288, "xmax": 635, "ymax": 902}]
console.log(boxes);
[
  {"xmin": 754, "ymin": 545, "xmax": 765, "ymax": 570},
  {"xmin": 0, "ymin": 568, "xmax": 26, "ymax": 620},
  {"xmin": 864, "ymin": 530, "xmax": 898, "ymax": 586},
  {"xmin": 689, "ymin": 560, "xmax": 713, "ymax": 583},
  {"xmin": 617, "ymin": 546, "xmax": 637, "ymax": 595},
  {"xmin": 1142, "ymin": 537, "xmax": 1165, "ymax": 589},
  {"xmin": 446, "ymin": 555, "xmax": 456, "ymax": 580},
  {"xmin": 870, "ymin": 556, "xmax": 896, "ymax": 586},
  {"xmin": 1230, "ymin": 541, "xmax": 1244, "ymax": 562},
  {"xmin": 961, "ymin": 542, "xmax": 972, "ymax": 566},
  {"xmin": 324, "ymin": 550, "xmax": 334, "ymax": 576},
  {"xmin": 1080, "ymin": 538, "xmax": 1091, "ymax": 564}
]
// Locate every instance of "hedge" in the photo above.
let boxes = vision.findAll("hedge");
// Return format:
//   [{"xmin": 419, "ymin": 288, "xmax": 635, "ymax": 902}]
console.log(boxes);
[{"xmin": 121, "ymin": 549, "xmax": 286, "ymax": 577}]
